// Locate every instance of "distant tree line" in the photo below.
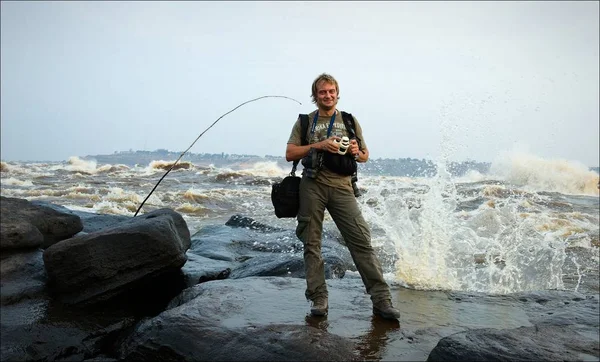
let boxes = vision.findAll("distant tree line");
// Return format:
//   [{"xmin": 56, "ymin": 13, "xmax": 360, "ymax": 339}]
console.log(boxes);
[
  {"xmin": 95, "ymin": 149, "xmax": 599, "ymax": 177},
  {"xmin": 94, "ymin": 149, "xmax": 493, "ymax": 177}
]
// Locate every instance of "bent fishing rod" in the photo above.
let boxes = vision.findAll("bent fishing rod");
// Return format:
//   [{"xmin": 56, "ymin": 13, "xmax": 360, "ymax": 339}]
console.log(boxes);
[{"xmin": 134, "ymin": 95, "xmax": 302, "ymax": 217}]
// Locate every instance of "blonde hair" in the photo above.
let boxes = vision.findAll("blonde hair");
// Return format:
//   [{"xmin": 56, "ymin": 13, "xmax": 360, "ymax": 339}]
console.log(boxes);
[{"xmin": 311, "ymin": 73, "xmax": 340, "ymax": 104}]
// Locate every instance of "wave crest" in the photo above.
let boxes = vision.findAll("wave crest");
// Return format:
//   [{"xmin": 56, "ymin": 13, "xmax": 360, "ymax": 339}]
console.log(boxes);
[
  {"xmin": 490, "ymin": 152, "xmax": 599, "ymax": 196},
  {"xmin": 149, "ymin": 160, "xmax": 194, "ymax": 171}
]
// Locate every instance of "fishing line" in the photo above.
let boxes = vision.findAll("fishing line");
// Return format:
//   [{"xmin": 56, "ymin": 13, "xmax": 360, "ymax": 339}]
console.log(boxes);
[{"xmin": 134, "ymin": 95, "xmax": 302, "ymax": 217}]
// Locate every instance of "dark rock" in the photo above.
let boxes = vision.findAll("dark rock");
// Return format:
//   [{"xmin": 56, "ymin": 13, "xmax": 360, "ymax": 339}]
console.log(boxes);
[
  {"xmin": 180, "ymin": 251, "xmax": 233, "ymax": 287},
  {"xmin": 225, "ymin": 214, "xmax": 285, "ymax": 232},
  {"xmin": 119, "ymin": 277, "xmax": 357, "ymax": 361},
  {"xmin": 1, "ymin": 297, "xmax": 137, "ymax": 362},
  {"xmin": 30, "ymin": 200, "xmax": 131, "ymax": 234},
  {"xmin": 76, "ymin": 213, "xmax": 131, "ymax": 234},
  {"xmin": 120, "ymin": 321, "xmax": 356, "ymax": 361},
  {"xmin": 191, "ymin": 222, "xmax": 354, "ymax": 275},
  {"xmin": 43, "ymin": 208, "xmax": 191, "ymax": 304},
  {"xmin": 0, "ymin": 196, "xmax": 83, "ymax": 249},
  {"xmin": 427, "ymin": 293, "xmax": 600, "ymax": 361},
  {"xmin": 427, "ymin": 325, "xmax": 596, "ymax": 362},
  {"xmin": 198, "ymin": 267, "xmax": 231, "ymax": 283},
  {"xmin": 83, "ymin": 356, "xmax": 119, "ymax": 362},
  {"xmin": 0, "ymin": 249, "xmax": 48, "ymax": 305},
  {"xmin": 229, "ymin": 254, "xmax": 347, "ymax": 279},
  {"xmin": 0, "ymin": 219, "xmax": 44, "ymax": 249},
  {"xmin": 190, "ymin": 224, "xmax": 244, "ymax": 261}
]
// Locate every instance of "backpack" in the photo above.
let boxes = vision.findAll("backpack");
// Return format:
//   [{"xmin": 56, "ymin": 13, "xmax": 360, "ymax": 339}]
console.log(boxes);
[
  {"xmin": 299, "ymin": 111, "xmax": 361, "ymax": 151},
  {"xmin": 300, "ymin": 111, "xmax": 362, "ymax": 178}
]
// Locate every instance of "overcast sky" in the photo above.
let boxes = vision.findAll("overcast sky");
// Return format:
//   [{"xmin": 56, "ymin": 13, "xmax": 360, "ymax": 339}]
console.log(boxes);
[{"xmin": 1, "ymin": 1, "xmax": 598, "ymax": 166}]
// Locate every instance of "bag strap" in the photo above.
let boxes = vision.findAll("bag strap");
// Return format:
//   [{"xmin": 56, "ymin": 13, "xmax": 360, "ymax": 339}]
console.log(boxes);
[
  {"xmin": 341, "ymin": 111, "xmax": 361, "ymax": 149},
  {"xmin": 291, "ymin": 114, "xmax": 310, "ymax": 176}
]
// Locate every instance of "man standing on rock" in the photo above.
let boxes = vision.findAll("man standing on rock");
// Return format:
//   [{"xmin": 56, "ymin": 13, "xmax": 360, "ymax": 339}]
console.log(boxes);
[{"xmin": 285, "ymin": 73, "xmax": 400, "ymax": 320}]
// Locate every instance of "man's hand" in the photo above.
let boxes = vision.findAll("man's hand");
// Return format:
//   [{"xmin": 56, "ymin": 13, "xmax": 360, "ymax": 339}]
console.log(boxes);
[
  {"xmin": 349, "ymin": 139, "xmax": 360, "ymax": 157},
  {"xmin": 319, "ymin": 136, "xmax": 340, "ymax": 153}
]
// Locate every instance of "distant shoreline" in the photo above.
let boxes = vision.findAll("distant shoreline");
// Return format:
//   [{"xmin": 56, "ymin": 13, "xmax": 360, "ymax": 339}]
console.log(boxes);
[{"xmin": 1, "ymin": 149, "xmax": 599, "ymax": 177}]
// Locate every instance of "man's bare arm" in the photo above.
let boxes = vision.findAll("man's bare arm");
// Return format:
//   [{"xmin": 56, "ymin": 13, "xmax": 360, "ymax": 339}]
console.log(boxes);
[{"xmin": 285, "ymin": 137, "xmax": 340, "ymax": 161}]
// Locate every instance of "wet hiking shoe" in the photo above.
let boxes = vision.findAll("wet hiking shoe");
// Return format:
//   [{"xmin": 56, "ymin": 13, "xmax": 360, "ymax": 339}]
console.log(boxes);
[
  {"xmin": 310, "ymin": 296, "xmax": 328, "ymax": 316},
  {"xmin": 373, "ymin": 300, "xmax": 400, "ymax": 320}
]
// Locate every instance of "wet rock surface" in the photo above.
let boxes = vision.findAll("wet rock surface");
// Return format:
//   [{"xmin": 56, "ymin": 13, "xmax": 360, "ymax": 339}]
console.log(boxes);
[
  {"xmin": 1, "ymin": 198, "xmax": 598, "ymax": 361},
  {"xmin": 427, "ymin": 291, "xmax": 600, "ymax": 361},
  {"xmin": 1, "ymin": 196, "xmax": 83, "ymax": 249}
]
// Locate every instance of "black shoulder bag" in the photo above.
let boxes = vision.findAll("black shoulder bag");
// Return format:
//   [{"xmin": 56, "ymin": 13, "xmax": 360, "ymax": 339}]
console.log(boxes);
[{"xmin": 271, "ymin": 115, "xmax": 309, "ymax": 218}]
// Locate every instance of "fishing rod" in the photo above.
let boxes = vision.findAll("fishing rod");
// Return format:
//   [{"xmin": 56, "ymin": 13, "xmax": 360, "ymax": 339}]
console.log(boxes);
[{"xmin": 134, "ymin": 95, "xmax": 302, "ymax": 217}]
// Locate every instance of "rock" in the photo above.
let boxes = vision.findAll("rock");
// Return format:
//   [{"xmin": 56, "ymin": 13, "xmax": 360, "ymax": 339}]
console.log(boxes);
[
  {"xmin": 1, "ymin": 299, "xmax": 137, "ymax": 362},
  {"xmin": 180, "ymin": 252, "xmax": 233, "ymax": 287},
  {"xmin": 427, "ymin": 325, "xmax": 596, "ymax": 361},
  {"xmin": 120, "ymin": 321, "xmax": 356, "ymax": 361},
  {"xmin": 190, "ymin": 221, "xmax": 354, "ymax": 276},
  {"xmin": 0, "ymin": 249, "xmax": 48, "ymax": 305},
  {"xmin": 229, "ymin": 254, "xmax": 347, "ymax": 279},
  {"xmin": 225, "ymin": 214, "xmax": 285, "ymax": 232},
  {"xmin": 0, "ymin": 219, "xmax": 44, "ymax": 249},
  {"xmin": 119, "ymin": 277, "xmax": 358, "ymax": 361},
  {"xmin": 0, "ymin": 196, "xmax": 83, "ymax": 249},
  {"xmin": 43, "ymin": 208, "xmax": 191, "ymax": 304},
  {"xmin": 30, "ymin": 200, "xmax": 130, "ymax": 234},
  {"xmin": 427, "ymin": 294, "xmax": 600, "ymax": 361},
  {"xmin": 76, "ymin": 213, "xmax": 131, "ymax": 234}
]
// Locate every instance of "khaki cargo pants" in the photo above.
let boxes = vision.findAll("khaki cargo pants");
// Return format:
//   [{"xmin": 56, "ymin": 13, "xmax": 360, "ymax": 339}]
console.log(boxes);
[{"xmin": 295, "ymin": 176, "xmax": 392, "ymax": 305}]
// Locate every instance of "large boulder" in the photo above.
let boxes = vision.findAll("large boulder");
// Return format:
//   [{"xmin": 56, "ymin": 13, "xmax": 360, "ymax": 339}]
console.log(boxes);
[
  {"xmin": 0, "ymin": 196, "xmax": 83, "ymax": 249},
  {"xmin": 426, "ymin": 324, "xmax": 596, "ymax": 361},
  {"xmin": 43, "ymin": 208, "xmax": 191, "ymax": 304},
  {"xmin": 118, "ymin": 277, "xmax": 359, "ymax": 361},
  {"xmin": 427, "ymin": 293, "xmax": 600, "ymax": 361},
  {"xmin": 120, "ymin": 321, "xmax": 356, "ymax": 362}
]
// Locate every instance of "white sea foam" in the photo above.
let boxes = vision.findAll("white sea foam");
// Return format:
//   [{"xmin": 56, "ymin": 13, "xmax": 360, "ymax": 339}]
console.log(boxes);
[
  {"xmin": 149, "ymin": 160, "xmax": 194, "ymax": 171},
  {"xmin": 0, "ymin": 161, "xmax": 51, "ymax": 177},
  {"xmin": 208, "ymin": 161, "xmax": 289, "ymax": 182},
  {"xmin": 489, "ymin": 151, "xmax": 599, "ymax": 196},
  {"xmin": 0, "ymin": 162, "xmax": 10, "ymax": 172},
  {"xmin": 0, "ymin": 177, "xmax": 34, "ymax": 187},
  {"xmin": 64, "ymin": 156, "xmax": 98, "ymax": 173},
  {"xmin": 43, "ymin": 156, "xmax": 130, "ymax": 175},
  {"xmin": 91, "ymin": 200, "xmax": 135, "ymax": 215},
  {"xmin": 360, "ymin": 160, "xmax": 579, "ymax": 293},
  {"xmin": 455, "ymin": 169, "xmax": 490, "ymax": 183},
  {"xmin": 235, "ymin": 161, "xmax": 289, "ymax": 177}
]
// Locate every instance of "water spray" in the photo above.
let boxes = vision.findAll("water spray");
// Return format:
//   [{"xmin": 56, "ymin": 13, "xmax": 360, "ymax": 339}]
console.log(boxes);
[{"xmin": 134, "ymin": 95, "xmax": 302, "ymax": 217}]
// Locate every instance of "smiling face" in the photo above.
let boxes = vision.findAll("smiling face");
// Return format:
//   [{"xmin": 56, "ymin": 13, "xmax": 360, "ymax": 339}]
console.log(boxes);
[{"xmin": 315, "ymin": 80, "xmax": 338, "ymax": 112}]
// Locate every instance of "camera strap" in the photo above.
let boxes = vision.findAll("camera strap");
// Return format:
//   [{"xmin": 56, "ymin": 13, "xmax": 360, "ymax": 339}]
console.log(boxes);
[{"xmin": 309, "ymin": 111, "xmax": 337, "ymax": 139}]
